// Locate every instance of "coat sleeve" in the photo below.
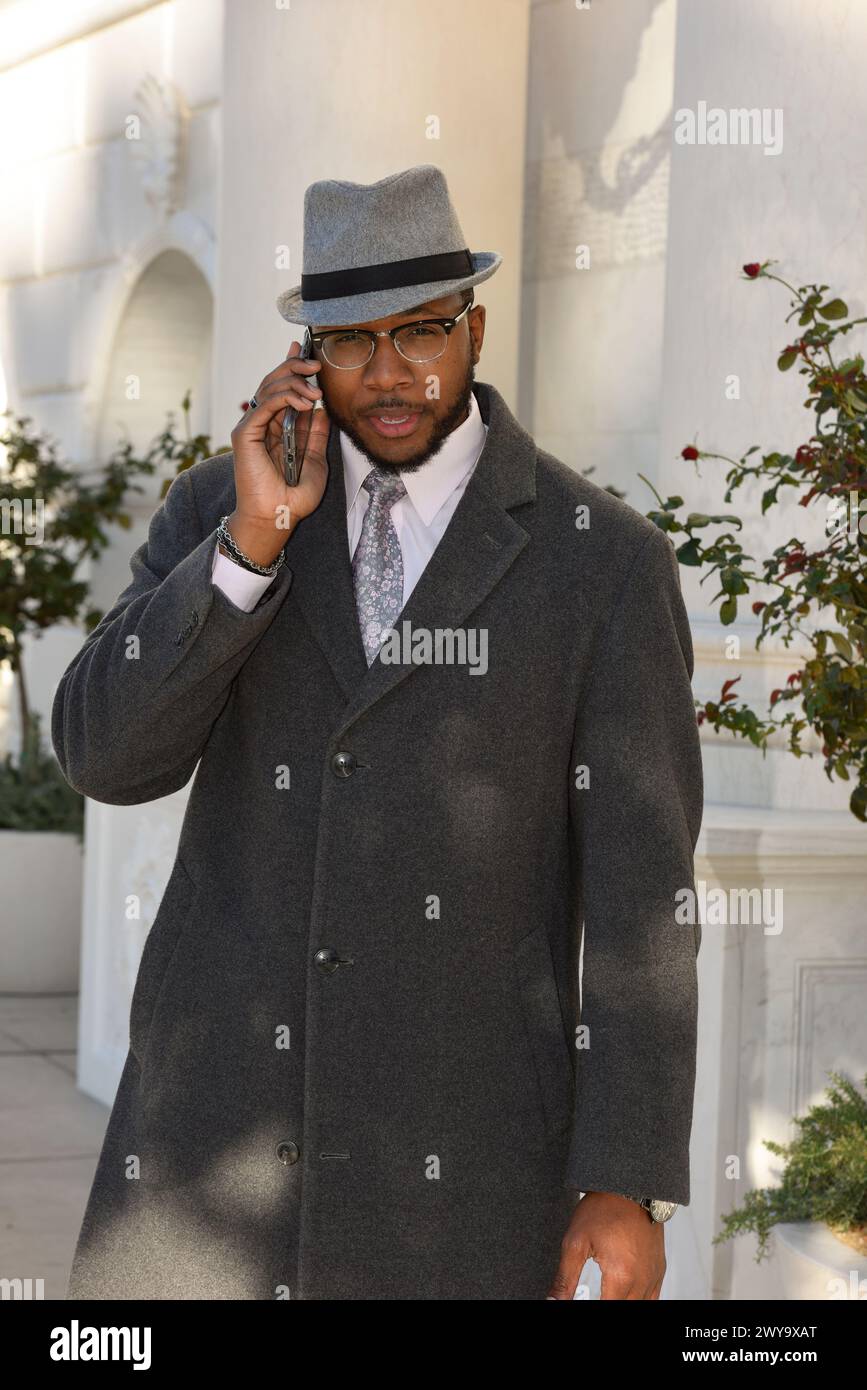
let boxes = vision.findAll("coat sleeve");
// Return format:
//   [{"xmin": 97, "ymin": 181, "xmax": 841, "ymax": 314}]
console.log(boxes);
[
  {"xmin": 51, "ymin": 464, "xmax": 294, "ymax": 805},
  {"xmin": 564, "ymin": 524, "xmax": 704, "ymax": 1206}
]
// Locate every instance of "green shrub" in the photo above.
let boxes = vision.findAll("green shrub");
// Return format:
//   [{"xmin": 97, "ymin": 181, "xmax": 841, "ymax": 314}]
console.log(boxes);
[{"xmin": 714, "ymin": 1071, "xmax": 867, "ymax": 1261}]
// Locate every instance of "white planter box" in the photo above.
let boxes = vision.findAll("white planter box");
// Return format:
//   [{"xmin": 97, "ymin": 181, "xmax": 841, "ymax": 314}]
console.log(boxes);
[
  {"xmin": 776, "ymin": 1221, "xmax": 867, "ymax": 1300},
  {"xmin": 0, "ymin": 831, "xmax": 83, "ymax": 992}
]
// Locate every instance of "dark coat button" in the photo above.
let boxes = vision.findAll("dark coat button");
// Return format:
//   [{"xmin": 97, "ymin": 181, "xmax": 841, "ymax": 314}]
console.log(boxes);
[
  {"xmin": 331, "ymin": 750, "xmax": 357, "ymax": 777},
  {"xmin": 314, "ymin": 947, "xmax": 342, "ymax": 973},
  {"xmin": 276, "ymin": 1140, "xmax": 300, "ymax": 1165}
]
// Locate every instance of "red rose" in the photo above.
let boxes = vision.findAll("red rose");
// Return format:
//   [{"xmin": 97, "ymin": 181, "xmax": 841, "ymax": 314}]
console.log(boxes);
[
  {"xmin": 240, "ymin": 400, "xmax": 251, "ymax": 412},
  {"xmin": 681, "ymin": 445, "xmax": 700, "ymax": 461},
  {"xmin": 770, "ymin": 689, "xmax": 782, "ymax": 704},
  {"xmin": 782, "ymin": 550, "xmax": 807, "ymax": 573},
  {"xmin": 752, "ymin": 601, "xmax": 766, "ymax": 614},
  {"xmin": 786, "ymin": 673, "xmax": 801, "ymax": 686},
  {"xmin": 743, "ymin": 263, "xmax": 762, "ymax": 278}
]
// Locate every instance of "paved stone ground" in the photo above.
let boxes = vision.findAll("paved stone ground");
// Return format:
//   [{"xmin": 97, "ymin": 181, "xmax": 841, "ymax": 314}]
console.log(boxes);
[{"xmin": 0, "ymin": 995, "xmax": 108, "ymax": 1301}]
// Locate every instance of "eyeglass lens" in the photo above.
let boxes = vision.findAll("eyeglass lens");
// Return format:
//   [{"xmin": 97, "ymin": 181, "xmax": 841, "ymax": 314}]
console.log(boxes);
[{"xmin": 319, "ymin": 322, "xmax": 448, "ymax": 368}]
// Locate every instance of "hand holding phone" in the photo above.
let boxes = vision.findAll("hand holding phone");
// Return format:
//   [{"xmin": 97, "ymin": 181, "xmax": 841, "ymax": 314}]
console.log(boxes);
[{"xmin": 229, "ymin": 341, "xmax": 330, "ymax": 552}]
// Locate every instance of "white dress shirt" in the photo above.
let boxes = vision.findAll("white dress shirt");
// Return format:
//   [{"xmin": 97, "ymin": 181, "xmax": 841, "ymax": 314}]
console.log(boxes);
[{"xmin": 211, "ymin": 390, "xmax": 489, "ymax": 613}]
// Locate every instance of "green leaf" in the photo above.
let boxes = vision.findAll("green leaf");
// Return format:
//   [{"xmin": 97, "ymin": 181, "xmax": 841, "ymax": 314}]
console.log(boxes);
[
  {"xmin": 777, "ymin": 348, "xmax": 798, "ymax": 371},
  {"xmin": 831, "ymin": 632, "xmax": 853, "ymax": 661},
  {"xmin": 686, "ymin": 512, "xmax": 711, "ymax": 527},
  {"xmin": 761, "ymin": 485, "xmax": 779, "ymax": 514},
  {"xmin": 818, "ymin": 298, "xmax": 848, "ymax": 320},
  {"xmin": 720, "ymin": 596, "xmax": 738, "ymax": 625},
  {"xmin": 720, "ymin": 566, "xmax": 748, "ymax": 595},
  {"xmin": 676, "ymin": 538, "xmax": 702, "ymax": 566}
]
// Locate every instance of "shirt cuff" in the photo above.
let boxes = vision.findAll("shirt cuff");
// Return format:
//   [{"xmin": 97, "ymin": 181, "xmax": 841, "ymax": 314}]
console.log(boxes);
[{"xmin": 211, "ymin": 540, "xmax": 275, "ymax": 613}]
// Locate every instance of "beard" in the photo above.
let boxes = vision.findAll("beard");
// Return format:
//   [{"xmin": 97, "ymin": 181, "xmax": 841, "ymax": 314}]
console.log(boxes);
[{"xmin": 322, "ymin": 358, "xmax": 477, "ymax": 475}]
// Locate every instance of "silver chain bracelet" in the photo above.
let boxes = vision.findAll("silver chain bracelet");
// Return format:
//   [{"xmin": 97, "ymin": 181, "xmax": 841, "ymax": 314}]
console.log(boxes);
[{"xmin": 216, "ymin": 515, "xmax": 286, "ymax": 577}]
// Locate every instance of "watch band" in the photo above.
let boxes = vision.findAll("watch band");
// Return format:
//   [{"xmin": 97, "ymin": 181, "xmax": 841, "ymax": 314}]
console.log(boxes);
[
  {"xmin": 613, "ymin": 1193, "xmax": 678, "ymax": 1223},
  {"xmin": 639, "ymin": 1197, "xmax": 678, "ymax": 1223}
]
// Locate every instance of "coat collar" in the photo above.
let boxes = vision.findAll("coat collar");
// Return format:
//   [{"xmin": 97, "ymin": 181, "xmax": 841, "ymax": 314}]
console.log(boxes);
[{"xmin": 283, "ymin": 379, "xmax": 536, "ymax": 731}]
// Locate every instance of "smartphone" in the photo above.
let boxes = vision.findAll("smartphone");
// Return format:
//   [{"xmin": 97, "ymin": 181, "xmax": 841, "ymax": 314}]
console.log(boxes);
[{"xmin": 281, "ymin": 328, "xmax": 320, "ymax": 486}]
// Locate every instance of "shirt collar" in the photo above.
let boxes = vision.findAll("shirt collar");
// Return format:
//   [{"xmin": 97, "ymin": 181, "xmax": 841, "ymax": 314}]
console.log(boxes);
[{"xmin": 341, "ymin": 389, "xmax": 488, "ymax": 526}]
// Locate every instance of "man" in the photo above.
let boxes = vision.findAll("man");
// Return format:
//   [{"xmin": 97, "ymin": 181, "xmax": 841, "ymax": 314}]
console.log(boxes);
[{"xmin": 54, "ymin": 164, "xmax": 703, "ymax": 1301}]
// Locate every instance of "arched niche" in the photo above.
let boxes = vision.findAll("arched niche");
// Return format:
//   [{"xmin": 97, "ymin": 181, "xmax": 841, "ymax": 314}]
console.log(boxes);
[
  {"xmin": 76, "ymin": 250, "xmax": 215, "ymax": 1105},
  {"xmin": 98, "ymin": 246, "xmax": 212, "ymax": 458},
  {"xmin": 91, "ymin": 248, "xmax": 213, "ymax": 609}
]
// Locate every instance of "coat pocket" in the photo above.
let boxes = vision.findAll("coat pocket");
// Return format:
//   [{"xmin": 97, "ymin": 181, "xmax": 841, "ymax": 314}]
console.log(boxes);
[
  {"xmin": 511, "ymin": 925, "xmax": 575, "ymax": 1139},
  {"xmin": 128, "ymin": 857, "xmax": 198, "ymax": 1067}
]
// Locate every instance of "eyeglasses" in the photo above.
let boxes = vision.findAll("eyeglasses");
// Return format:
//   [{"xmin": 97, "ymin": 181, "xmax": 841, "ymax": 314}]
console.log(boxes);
[{"xmin": 310, "ymin": 293, "xmax": 474, "ymax": 369}]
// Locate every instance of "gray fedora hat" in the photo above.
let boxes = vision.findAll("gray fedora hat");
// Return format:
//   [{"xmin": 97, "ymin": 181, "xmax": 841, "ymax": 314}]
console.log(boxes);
[{"xmin": 276, "ymin": 164, "xmax": 502, "ymax": 328}]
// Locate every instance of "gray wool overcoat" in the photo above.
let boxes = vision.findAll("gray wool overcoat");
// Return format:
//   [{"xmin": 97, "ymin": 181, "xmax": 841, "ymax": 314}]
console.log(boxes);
[{"xmin": 52, "ymin": 379, "xmax": 704, "ymax": 1301}]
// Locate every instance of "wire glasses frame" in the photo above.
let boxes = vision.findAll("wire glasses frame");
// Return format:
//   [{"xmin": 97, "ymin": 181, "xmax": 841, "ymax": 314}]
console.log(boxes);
[{"xmin": 309, "ymin": 291, "xmax": 475, "ymax": 369}]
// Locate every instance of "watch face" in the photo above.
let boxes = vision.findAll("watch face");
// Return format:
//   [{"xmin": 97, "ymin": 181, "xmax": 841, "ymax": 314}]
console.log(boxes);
[{"xmin": 649, "ymin": 1200, "xmax": 678, "ymax": 1223}]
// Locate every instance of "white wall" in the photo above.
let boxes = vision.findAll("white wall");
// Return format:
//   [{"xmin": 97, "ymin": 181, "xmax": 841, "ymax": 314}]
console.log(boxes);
[
  {"xmin": 213, "ymin": 0, "xmax": 531, "ymax": 446},
  {"xmin": 0, "ymin": 0, "xmax": 224, "ymax": 1105},
  {"xmin": 522, "ymin": 0, "xmax": 676, "ymax": 494},
  {"xmin": 0, "ymin": 0, "xmax": 222, "ymax": 753}
]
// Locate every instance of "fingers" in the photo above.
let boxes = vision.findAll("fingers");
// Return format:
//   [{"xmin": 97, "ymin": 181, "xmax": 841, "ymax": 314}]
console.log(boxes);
[
  {"xmin": 258, "ymin": 387, "xmax": 329, "ymax": 477},
  {"xmin": 241, "ymin": 342, "xmax": 323, "ymax": 432},
  {"xmin": 256, "ymin": 382, "xmax": 320, "ymax": 416},
  {"xmin": 290, "ymin": 395, "xmax": 331, "ymax": 455},
  {"xmin": 236, "ymin": 343, "xmax": 327, "ymax": 462},
  {"xmin": 259, "ymin": 342, "xmax": 323, "ymax": 398},
  {"xmin": 263, "ymin": 386, "xmax": 328, "ymax": 449},
  {"xmin": 232, "ymin": 389, "xmax": 310, "ymax": 443},
  {"xmin": 246, "ymin": 377, "xmax": 321, "ymax": 429},
  {"xmin": 546, "ymin": 1233, "xmax": 591, "ymax": 1300}
]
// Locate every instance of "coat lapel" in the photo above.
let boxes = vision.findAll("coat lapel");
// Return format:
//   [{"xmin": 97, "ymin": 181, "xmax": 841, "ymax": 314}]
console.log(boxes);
[
  {"xmin": 286, "ymin": 380, "xmax": 537, "ymax": 730},
  {"xmin": 282, "ymin": 422, "xmax": 370, "ymax": 698}
]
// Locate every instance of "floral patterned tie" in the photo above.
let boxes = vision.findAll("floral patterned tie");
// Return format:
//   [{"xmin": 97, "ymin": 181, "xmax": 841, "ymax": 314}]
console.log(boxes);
[{"xmin": 352, "ymin": 466, "xmax": 408, "ymax": 665}]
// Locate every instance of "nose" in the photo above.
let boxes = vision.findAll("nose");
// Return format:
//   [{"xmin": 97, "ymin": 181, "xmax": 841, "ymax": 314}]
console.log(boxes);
[{"xmin": 360, "ymin": 334, "xmax": 415, "ymax": 393}]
